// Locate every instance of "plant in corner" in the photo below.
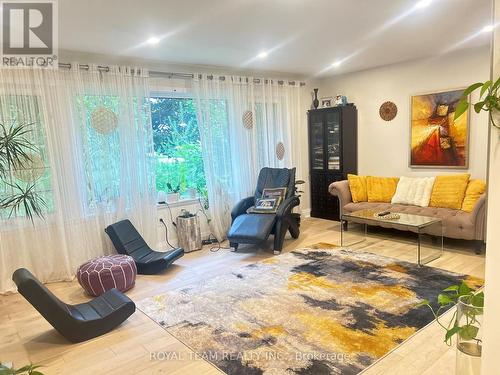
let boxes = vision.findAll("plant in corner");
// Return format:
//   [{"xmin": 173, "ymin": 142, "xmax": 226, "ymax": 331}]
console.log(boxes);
[
  {"xmin": 0, "ymin": 362, "xmax": 44, "ymax": 375},
  {"xmin": 455, "ymin": 77, "xmax": 500, "ymax": 128},
  {"xmin": 0, "ymin": 123, "xmax": 46, "ymax": 221},
  {"xmin": 417, "ymin": 281, "xmax": 483, "ymax": 374}
]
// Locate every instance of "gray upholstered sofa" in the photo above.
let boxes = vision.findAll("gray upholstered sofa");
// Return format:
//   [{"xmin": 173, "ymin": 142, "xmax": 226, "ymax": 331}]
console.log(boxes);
[{"xmin": 329, "ymin": 180, "xmax": 486, "ymax": 251}]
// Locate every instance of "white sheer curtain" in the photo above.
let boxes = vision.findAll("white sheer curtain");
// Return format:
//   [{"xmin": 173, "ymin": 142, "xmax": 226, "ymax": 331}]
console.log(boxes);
[
  {"xmin": 0, "ymin": 65, "xmax": 156, "ymax": 293},
  {"xmin": 193, "ymin": 74, "xmax": 303, "ymax": 240}
]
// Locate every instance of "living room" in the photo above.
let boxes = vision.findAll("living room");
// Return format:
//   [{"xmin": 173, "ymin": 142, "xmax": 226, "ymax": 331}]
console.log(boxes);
[{"xmin": 1, "ymin": 1, "xmax": 499, "ymax": 374}]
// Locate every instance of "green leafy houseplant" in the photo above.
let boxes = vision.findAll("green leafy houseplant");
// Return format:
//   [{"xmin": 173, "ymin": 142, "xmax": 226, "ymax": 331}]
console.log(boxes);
[
  {"xmin": 417, "ymin": 281, "xmax": 483, "ymax": 348},
  {"xmin": 455, "ymin": 77, "xmax": 500, "ymax": 129},
  {"xmin": 0, "ymin": 123, "xmax": 46, "ymax": 221},
  {"xmin": 0, "ymin": 362, "xmax": 44, "ymax": 375},
  {"xmin": 166, "ymin": 182, "xmax": 181, "ymax": 194},
  {"xmin": 196, "ymin": 185, "xmax": 211, "ymax": 224}
]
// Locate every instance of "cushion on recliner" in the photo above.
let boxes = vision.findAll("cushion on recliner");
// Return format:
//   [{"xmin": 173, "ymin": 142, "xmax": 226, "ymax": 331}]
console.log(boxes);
[
  {"xmin": 254, "ymin": 167, "xmax": 295, "ymax": 200},
  {"xmin": 228, "ymin": 214, "xmax": 277, "ymax": 243}
]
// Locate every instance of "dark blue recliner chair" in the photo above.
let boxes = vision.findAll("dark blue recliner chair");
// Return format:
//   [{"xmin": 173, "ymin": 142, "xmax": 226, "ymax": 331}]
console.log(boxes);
[{"xmin": 227, "ymin": 167, "xmax": 300, "ymax": 254}]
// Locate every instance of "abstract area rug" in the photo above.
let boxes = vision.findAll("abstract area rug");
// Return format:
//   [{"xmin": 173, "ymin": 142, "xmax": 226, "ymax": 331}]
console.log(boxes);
[{"xmin": 138, "ymin": 248, "xmax": 482, "ymax": 375}]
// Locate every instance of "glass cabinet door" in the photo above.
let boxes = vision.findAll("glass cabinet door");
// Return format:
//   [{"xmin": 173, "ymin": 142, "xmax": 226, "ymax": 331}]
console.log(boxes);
[
  {"xmin": 326, "ymin": 111, "xmax": 340, "ymax": 170},
  {"xmin": 310, "ymin": 113, "xmax": 324, "ymax": 170}
]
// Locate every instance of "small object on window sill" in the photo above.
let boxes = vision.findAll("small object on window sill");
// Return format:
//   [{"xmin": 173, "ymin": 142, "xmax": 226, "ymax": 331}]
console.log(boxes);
[
  {"xmin": 166, "ymin": 192, "xmax": 180, "ymax": 203},
  {"xmin": 157, "ymin": 190, "xmax": 167, "ymax": 204},
  {"xmin": 157, "ymin": 197, "xmax": 199, "ymax": 209},
  {"xmin": 187, "ymin": 188, "xmax": 197, "ymax": 199}
]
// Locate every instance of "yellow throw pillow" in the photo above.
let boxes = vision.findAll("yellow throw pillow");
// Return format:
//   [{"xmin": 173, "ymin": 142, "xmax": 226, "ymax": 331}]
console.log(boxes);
[
  {"xmin": 461, "ymin": 179, "xmax": 486, "ymax": 212},
  {"xmin": 430, "ymin": 174, "xmax": 470, "ymax": 210},
  {"xmin": 347, "ymin": 174, "xmax": 368, "ymax": 203},
  {"xmin": 366, "ymin": 176, "xmax": 399, "ymax": 203}
]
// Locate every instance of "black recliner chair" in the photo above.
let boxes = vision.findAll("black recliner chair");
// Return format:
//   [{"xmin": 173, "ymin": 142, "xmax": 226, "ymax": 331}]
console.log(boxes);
[
  {"xmin": 227, "ymin": 167, "xmax": 300, "ymax": 254},
  {"xmin": 12, "ymin": 268, "xmax": 135, "ymax": 343},
  {"xmin": 105, "ymin": 219, "xmax": 184, "ymax": 274}
]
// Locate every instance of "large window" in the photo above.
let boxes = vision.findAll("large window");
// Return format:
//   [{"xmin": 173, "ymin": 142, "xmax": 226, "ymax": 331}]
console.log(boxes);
[
  {"xmin": 0, "ymin": 95, "xmax": 53, "ymax": 218},
  {"xmin": 78, "ymin": 95, "xmax": 121, "ymax": 209},
  {"xmin": 150, "ymin": 97, "xmax": 206, "ymax": 197},
  {"xmin": 78, "ymin": 94, "xmax": 152, "ymax": 211}
]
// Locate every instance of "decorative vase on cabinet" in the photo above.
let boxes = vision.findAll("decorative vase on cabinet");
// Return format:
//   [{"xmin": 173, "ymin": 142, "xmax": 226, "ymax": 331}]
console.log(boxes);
[{"xmin": 312, "ymin": 88, "xmax": 319, "ymax": 109}]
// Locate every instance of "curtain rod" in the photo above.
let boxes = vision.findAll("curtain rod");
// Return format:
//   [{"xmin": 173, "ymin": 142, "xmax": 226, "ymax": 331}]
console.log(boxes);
[{"xmin": 57, "ymin": 62, "xmax": 306, "ymax": 87}]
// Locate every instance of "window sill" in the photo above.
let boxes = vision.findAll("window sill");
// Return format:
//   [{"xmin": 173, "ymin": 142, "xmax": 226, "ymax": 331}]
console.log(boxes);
[{"xmin": 157, "ymin": 197, "xmax": 200, "ymax": 209}]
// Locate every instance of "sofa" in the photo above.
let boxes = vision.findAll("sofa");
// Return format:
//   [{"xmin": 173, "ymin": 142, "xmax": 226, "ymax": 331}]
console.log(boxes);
[{"xmin": 329, "ymin": 180, "xmax": 486, "ymax": 252}]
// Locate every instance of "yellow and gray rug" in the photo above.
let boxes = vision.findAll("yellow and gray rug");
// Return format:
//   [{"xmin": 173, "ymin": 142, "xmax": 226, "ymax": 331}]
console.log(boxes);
[{"xmin": 138, "ymin": 247, "xmax": 482, "ymax": 375}]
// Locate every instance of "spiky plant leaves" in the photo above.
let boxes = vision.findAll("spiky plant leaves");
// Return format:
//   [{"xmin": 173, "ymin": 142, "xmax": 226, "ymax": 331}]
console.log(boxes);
[{"xmin": 0, "ymin": 182, "xmax": 47, "ymax": 221}]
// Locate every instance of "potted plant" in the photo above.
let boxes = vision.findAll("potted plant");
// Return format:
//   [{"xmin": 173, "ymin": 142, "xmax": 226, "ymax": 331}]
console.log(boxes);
[
  {"xmin": 196, "ymin": 186, "xmax": 211, "ymax": 225},
  {"xmin": 0, "ymin": 362, "xmax": 44, "ymax": 375},
  {"xmin": 0, "ymin": 123, "xmax": 46, "ymax": 221},
  {"xmin": 417, "ymin": 281, "xmax": 483, "ymax": 375},
  {"xmin": 455, "ymin": 77, "xmax": 500, "ymax": 128},
  {"xmin": 166, "ymin": 182, "xmax": 181, "ymax": 203}
]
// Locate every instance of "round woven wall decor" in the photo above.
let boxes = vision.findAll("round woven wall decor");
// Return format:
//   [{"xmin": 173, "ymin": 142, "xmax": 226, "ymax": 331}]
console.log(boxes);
[
  {"xmin": 242, "ymin": 110, "xmax": 253, "ymax": 129},
  {"xmin": 276, "ymin": 142, "xmax": 285, "ymax": 160},
  {"xmin": 13, "ymin": 154, "xmax": 45, "ymax": 182},
  {"xmin": 90, "ymin": 106, "xmax": 118, "ymax": 134},
  {"xmin": 379, "ymin": 101, "xmax": 397, "ymax": 121}
]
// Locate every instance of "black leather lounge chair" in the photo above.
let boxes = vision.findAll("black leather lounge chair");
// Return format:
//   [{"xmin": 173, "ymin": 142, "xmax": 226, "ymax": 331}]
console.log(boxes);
[
  {"xmin": 12, "ymin": 268, "xmax": 135, "ymax": 343},
  {"xmin": 105, "ymin": 219, "xmax": 184, "ymax": 274},
  {"xmin": 227, "ymin": 167, "xmax": 300, "ymax": 254}
]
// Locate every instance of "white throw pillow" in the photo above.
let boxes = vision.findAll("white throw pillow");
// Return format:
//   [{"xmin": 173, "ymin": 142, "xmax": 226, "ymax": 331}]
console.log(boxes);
[{"xmin": 391, "ymin": 176, "xmax": 435, "ymax": 207}]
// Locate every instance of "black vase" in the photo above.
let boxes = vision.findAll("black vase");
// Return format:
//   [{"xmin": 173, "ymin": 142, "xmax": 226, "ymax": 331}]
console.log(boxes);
[{"xmin": 312, "ymin": 88, "xmax": 319, "ymax": 109}]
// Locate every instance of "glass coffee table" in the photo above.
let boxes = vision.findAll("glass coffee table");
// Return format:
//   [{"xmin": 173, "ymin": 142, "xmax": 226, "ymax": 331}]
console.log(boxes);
[{"xmin": 341, "ymin": 209, "xmax": 443, "ymax": 266}]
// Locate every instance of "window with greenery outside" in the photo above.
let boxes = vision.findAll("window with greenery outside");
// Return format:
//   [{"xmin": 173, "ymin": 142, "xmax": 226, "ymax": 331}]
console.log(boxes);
[
  {"xmin": 78, "ymin": 95, "xmax": 121, "ymax": 210},
  {"xmin": 0, "ymin": 95, "xmax": 52, "ymax": 221},
  {"xmin": 150, "ymin": 97, "xmax": 206, "ymax": 198}
]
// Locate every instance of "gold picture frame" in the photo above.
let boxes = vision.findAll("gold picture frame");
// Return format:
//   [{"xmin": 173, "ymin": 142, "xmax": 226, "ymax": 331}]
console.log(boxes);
[{"xmin": 409, "ymin": 88, "xmax": 470, "ymax": 169}]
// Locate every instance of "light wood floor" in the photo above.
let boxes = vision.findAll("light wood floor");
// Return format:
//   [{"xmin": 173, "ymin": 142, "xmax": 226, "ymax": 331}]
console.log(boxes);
[{"xmin": 0, "ymin": 217, "xmax": 485, "ymax": 375}]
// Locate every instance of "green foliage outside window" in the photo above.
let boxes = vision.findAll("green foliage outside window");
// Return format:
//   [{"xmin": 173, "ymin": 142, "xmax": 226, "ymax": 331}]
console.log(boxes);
[
  {"xmin": 78, "ymin": 95, "xmax": 121, "ymax": 209},
  {"xmin": 0, "ymin": 96, "xmax": 52, "ymax": 220},
  {"xmin": 151, "ymin": 97, "xmax": 206, "ymax": 196}
]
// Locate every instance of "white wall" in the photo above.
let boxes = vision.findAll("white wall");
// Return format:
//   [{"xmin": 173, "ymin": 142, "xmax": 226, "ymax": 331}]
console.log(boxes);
[
  {"xmin": 481, "ymin": 1, "xmax": 499, "ymax": 373},
  {"xmin": 318, "ymin": 46, "xmax": 490, "ymax": 180}
]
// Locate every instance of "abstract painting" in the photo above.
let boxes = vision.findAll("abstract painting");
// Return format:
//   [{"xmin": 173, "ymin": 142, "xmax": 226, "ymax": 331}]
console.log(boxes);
[{"xmin": 410, "ymin": 89, "xmax": 469, "ymax": 168}]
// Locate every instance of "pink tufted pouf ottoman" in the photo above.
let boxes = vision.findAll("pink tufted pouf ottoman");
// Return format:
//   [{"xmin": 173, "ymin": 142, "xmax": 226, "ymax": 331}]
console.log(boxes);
[{"xmin": 77, "ymin": 255, "xmax": 137, "ymax": 296}]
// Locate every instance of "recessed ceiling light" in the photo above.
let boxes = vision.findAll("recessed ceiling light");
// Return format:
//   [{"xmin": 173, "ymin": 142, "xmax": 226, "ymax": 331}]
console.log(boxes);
[
  {"xmin": 331, "ymin": 61, "xmax": 342, "ymax": 68},
  {"xmin": 415, "ymin": 0, "xmax": 432, "ymax": 9},
  {"xmin": 146, "ymin": 36, "xmax": 160, "ymax": 45},
  {"xmin": 257, "ymin": 51, "xmax": 268, "ymax": 59},
  {"xmin": 482, "ymin": 24, "xmax": 495, "ymax": 33}
]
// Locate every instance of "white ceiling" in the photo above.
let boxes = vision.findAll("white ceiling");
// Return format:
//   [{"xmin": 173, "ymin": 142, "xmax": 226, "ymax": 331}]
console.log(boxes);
[{"xmin": 59, "ymin": 0, "xmax": 492, "ymax": 77}]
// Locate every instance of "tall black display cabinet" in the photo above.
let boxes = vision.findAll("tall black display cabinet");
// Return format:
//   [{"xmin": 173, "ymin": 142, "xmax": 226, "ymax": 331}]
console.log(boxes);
[{"xmin": 307, "ymin": 105, "xmax": 358, "ymax": 220}]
